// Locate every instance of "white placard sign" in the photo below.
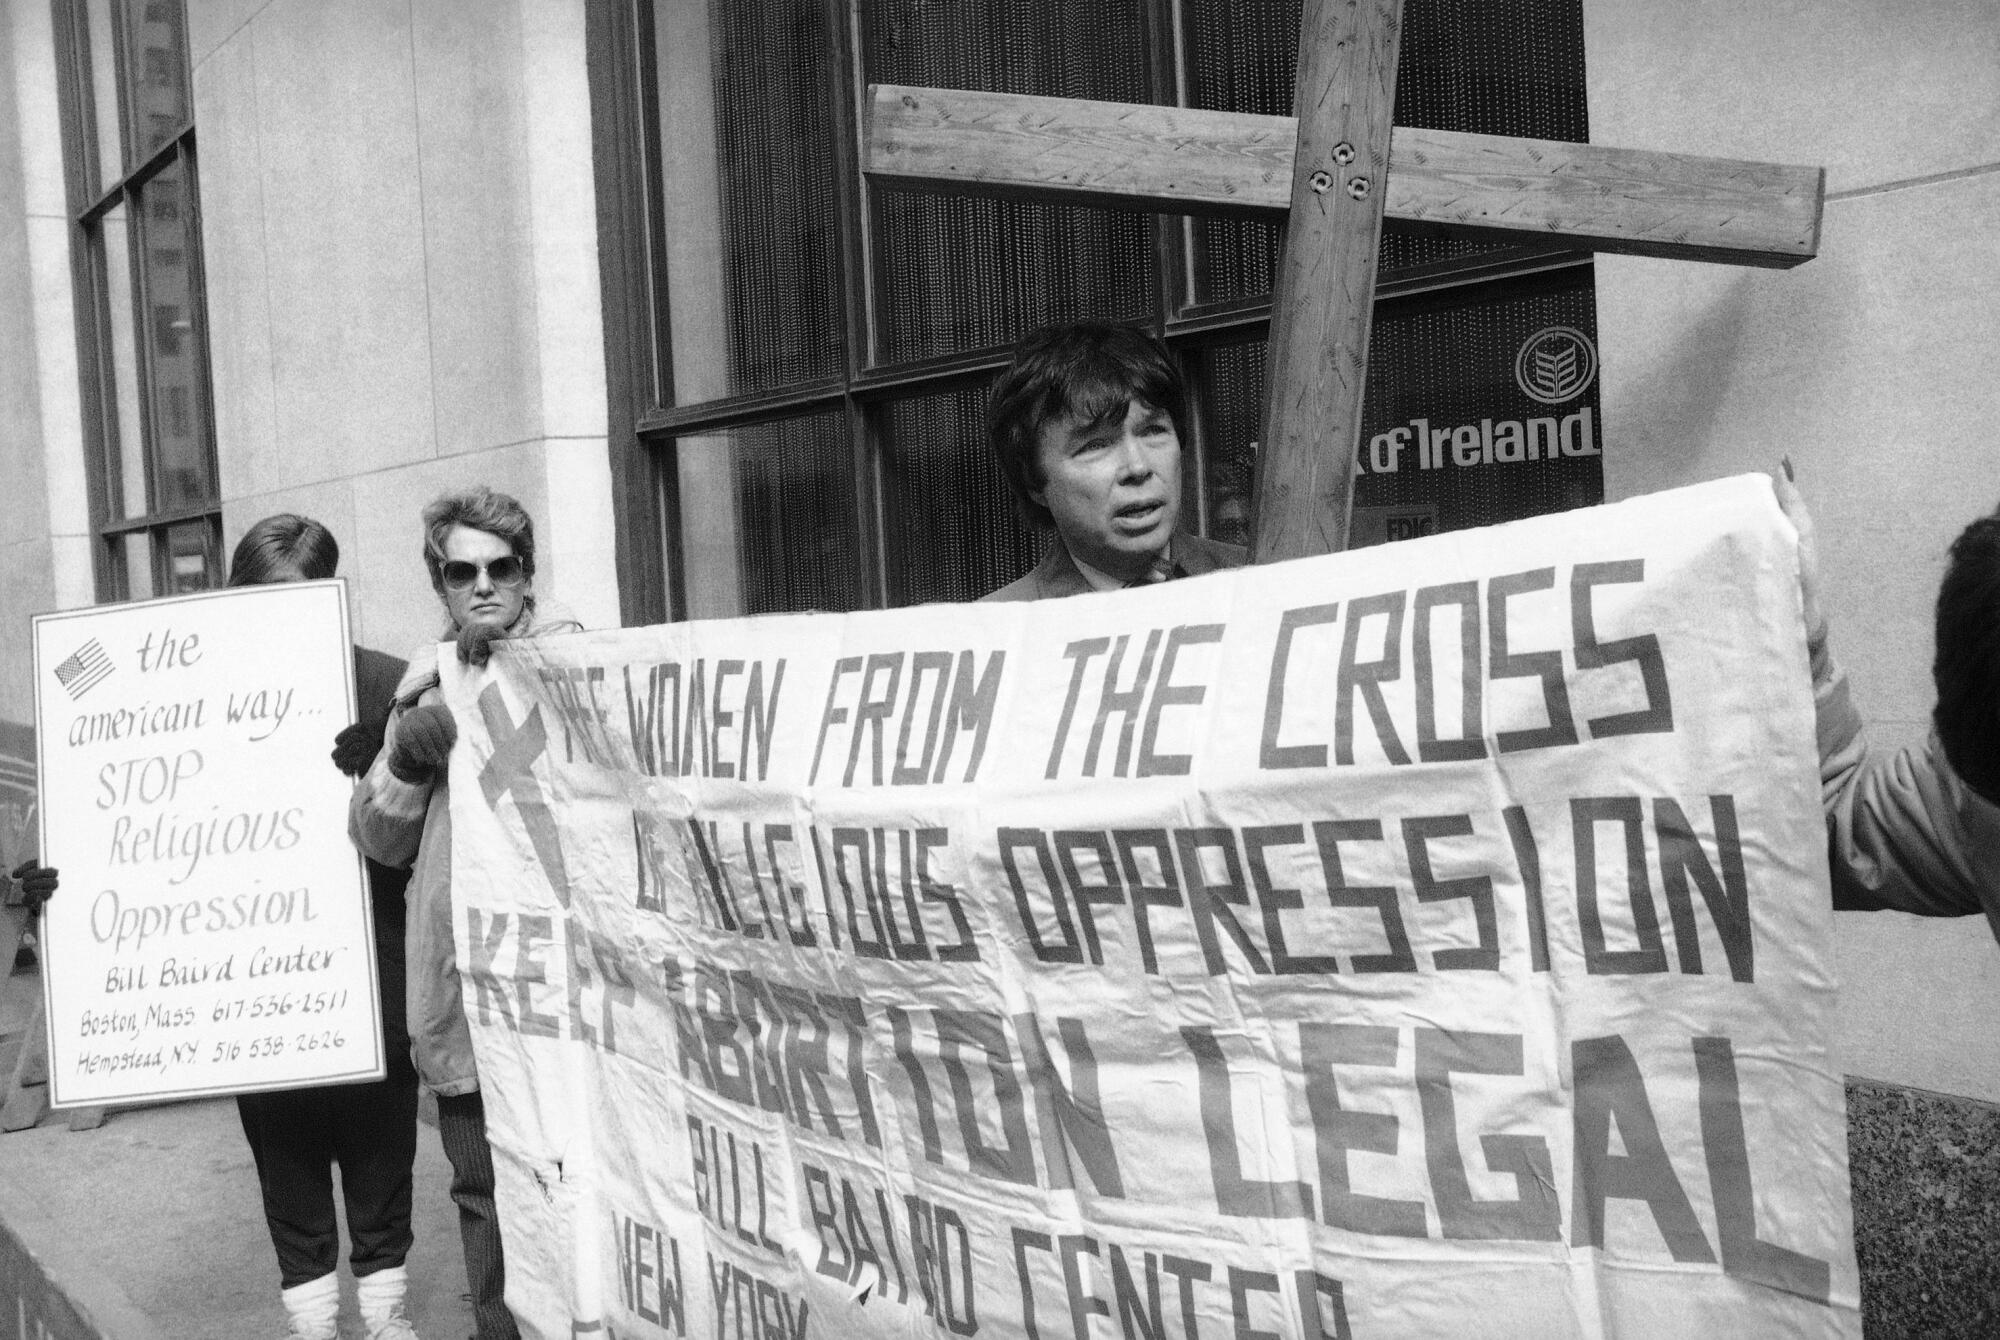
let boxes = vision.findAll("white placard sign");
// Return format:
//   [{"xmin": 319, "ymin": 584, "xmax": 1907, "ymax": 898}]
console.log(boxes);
[{"xmin": 32, "ymin": 581, "xmax": 384, "ymax": 1106}]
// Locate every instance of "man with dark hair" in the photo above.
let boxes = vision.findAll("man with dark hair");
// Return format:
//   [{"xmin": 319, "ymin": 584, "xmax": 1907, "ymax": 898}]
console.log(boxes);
[
  {"xmin": 980, "ymin": 321, "xmax": 1244, "ymax": 601},
  {"xmin": 1778, "ymin": 467, "xmax": 2000, "ymax": 942}
]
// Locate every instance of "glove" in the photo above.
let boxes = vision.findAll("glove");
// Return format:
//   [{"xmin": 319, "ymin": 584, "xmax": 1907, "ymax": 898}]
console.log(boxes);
[
  {"xmin": 387, "ymin": 704, "xmax": 457, "ymax": 783},
  {"xmin": 9, "ymin": 861, "xmax": 57, "ymax": 913},
  {"xmin": 457, "ymin": 621, "xmax": 507, "ymax": 667},
  {"xmin": 331, "ymin": 722, "xmax": 384, "ymax": 777}
]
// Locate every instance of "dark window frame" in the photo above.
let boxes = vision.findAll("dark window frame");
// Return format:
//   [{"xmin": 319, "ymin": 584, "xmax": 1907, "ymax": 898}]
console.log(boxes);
[
  {"xmin": 52, "ymin": 0, "xmax": 222, "ymax": 604},
  {"xmin": 587, "ymin": 0, "xmax": 1595, "ymax": 625}
]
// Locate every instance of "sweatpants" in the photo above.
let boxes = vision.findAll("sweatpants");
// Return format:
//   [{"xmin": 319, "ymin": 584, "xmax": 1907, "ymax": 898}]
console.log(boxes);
[{"xmin": 236, "ymin": 920, "xmax": 418, "ymax": 1287}]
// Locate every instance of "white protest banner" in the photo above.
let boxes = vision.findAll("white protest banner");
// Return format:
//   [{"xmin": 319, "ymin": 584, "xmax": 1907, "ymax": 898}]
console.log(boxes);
[
  {"xmin": 444, "ymin": 475, "xmax": 1859, "ymax": 1338},
  {"xmin": 32, "ymin": 581, "xmax": 384, "ymax": 1106}
]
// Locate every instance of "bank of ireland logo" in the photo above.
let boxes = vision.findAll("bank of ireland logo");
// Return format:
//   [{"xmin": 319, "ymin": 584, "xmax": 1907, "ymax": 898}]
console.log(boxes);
[{"xmin": 1515, "ymin": 326, "xmax": 1598, "ymax": 405}]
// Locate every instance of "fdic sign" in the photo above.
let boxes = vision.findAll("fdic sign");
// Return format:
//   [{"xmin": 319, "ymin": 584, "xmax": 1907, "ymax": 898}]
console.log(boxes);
[{"xmin": 1350, "ymin": 503, "xmax": 1439, "ymax": 547}]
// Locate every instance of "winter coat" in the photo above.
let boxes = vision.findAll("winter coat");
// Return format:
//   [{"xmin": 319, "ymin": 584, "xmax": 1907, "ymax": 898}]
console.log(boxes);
[
  {"xmin": 348, "ymin": 603, "xmax": 583, "ymax": 1094},
  {"xmin": 978, "ymin": 531, "xmax": 1246, "ymax": 602},
  {"xmin": 1814, "ymin": 628, "xmax": 2000, "ymax": 945}
]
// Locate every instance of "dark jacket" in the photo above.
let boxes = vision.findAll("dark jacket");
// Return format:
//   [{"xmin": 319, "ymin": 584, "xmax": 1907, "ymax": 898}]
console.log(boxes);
[
  {"xmin": 349, "ymin": 604, "xmax": 583, "ymax": 1094},
  {"xmin": 354, "ymin": 646, "xmax": 412, "ymax": 928},
  {"xmin": 979, "ymin": 531, "xmax": 1247, "ymax": 602}
]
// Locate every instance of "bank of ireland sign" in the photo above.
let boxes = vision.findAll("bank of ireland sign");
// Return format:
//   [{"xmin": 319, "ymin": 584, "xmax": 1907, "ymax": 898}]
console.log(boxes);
[
  {"xmin": 1515, "ymin": 325, "xmax": 1598, "ymax": 404},
  {"xmin": 1352, "ymin": 292, "xmax": 1607, "ymax": 542}
]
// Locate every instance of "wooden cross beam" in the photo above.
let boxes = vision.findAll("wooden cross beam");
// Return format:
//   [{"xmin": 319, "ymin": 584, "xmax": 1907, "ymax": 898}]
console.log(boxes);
[
  {"xmin": 864, "ymin": 90, "xmax": 1823, "ymax": 268},
  {"xmin": 863, "ymin": 0, "xmax": 1824, "ymax": 563},
  {"xmin": 1264, "ymin": 0, "xmax": 1403, "ymax": 564}
]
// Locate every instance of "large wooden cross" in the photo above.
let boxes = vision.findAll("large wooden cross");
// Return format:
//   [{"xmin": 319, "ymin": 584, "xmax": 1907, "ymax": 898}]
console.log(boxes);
[{"xmin": 863, "ymin": 0, "xmax": 1823, "ymax": 563}]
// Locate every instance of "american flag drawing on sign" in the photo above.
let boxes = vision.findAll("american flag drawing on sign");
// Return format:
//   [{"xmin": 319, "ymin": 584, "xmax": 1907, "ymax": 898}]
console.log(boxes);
[{"xmin": 53, "ymin": 638, "xmax": 114, "ymax": 700}]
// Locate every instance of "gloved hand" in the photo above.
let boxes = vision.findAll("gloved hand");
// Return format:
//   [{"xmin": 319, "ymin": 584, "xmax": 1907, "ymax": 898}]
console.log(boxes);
[
  {"xmin": 330, "ymin": 721, "xmax": 384, "ymax": 777},
  {"xmin": 8, "ymin": 861, "xmax": 57, "ymax": 913},
  {"xmin": 387, "ymin": 704, "xmax": 457, "ymax": 784},
  {"xmin": 457, "ymin": 621, "xmax": 507, "ymax": 667}
]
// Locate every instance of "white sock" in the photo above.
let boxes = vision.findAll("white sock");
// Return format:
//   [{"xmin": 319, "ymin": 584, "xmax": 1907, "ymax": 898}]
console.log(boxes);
[
  {"xmin": 357, "ymin": 1263, "xmax": 410, "ymax": 1328},
  {"xmin": 281, "ymin": 1272, "xmax": 340, "ymax": 1340}
]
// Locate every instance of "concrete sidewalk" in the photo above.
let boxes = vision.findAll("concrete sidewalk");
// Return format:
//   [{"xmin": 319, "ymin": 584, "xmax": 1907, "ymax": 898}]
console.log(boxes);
[{"xmin": 0, "ymin": 963, "xmax": 476, "ymax": 1340}]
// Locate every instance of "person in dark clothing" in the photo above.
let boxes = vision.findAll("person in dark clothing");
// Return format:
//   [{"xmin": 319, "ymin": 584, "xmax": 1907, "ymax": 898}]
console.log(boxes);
[
  {"xmin": 980, "ymin": 320, "xmax": 1245, "ymax": 601},
  {"xmin": 227, "ymin": 514, "xmax": 425, "ymax": 1340}
]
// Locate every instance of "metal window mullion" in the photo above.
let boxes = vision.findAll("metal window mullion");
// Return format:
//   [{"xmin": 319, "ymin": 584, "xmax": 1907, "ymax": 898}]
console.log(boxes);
[
  {"xmin": 76, "ymin": 216, "xmax": 130, "ymax": 598},
  {"xmin": 590, "ymin": 0, "xmax": 675, "ymax": 627},
  {"xmin": 98, "ymin": 502, "xmax": 216, "ymax": 537},
  {"xmin": 52, "ymin": 0, "xmax": 119, "ymax": 601},
  {"xmin": 176, "ymin": 137, "xmax": 222, "ymax": 507},
  {"xmin": 106, "ymin": 0, "xmax": 137, "ymax": 202},
  {"xmin": 53, "ymin": 0, "xmax": 95, "ymax": 217},
  {"xmin": 832, "ymin": 0, "xmax": 875, "ymax": 376},
  {"xmin": 1173, "ymin": 331, "xmax": 1208, "ymax": 536},
  {"xmin": 1156, "ymin": 248, "xmax": 1596, "ymax": 341},
  {"xmin": 99, "ymin": 532, "xmax": 130, "ymax": 604},
  {"xmin": 848, "ymin": 393, "xmax": 886, "ymax": 609},
  {"xmin": 825, "ymin": 0, "xmax": 881, "ymax": 607},
  {"xmin": 87, "ymin": 218, "xmax": 133, "ymax": 513},
  {"xmin": 627, "ymin": 0, "xmax": 675, "ymax": 415},
  {"xmin": 198, "ymin": 511, "xmax": 224, "ymax": 591},
  {"xmin": 122, "ymin": 166, "xmax": 162, "ymax": 530},
  {"xmin": 851, "ymin": 0, "xmax": 892, "ymax": 377},
  {"xmin": 77, "ymin": 127, "xmax": 191, "ymax": 225},
  {"xmin": 148, "ymin": 521, "xmax": 168, "ymax": 595},
  {"xmin": 1166, "ymin": 0, "xmax": 1204, "ymax": 315},
  {"xmin": 848, "ymin": 352, "xmax": 1008, "ymax": 403},
  {"xmin": 1149, "ymin": 0, "xmax": 1185, "ymax": 326},
  {"xmin": 636, "ymin": 378, "xmax": 850, "ymax": 438},
  {"xmin": 1162, "ymin": 297, "xmax": 1273, "ymax": 344},
  {"xmin": 644, "ymin": 261, "xmax": 1597, "ymax": 447}
]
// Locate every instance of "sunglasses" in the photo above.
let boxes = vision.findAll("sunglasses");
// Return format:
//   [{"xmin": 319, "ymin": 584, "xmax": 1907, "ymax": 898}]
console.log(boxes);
[{"xmin": 440, "ymin": 555, "xmax": 527, "ymax": 590}]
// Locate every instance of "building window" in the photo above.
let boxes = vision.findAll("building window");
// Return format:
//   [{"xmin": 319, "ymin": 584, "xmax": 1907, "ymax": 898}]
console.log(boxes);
[
  {"xmin": 53, "ymin": 0, "xmax": 220, "ymax": 603},
  {"xmin": 593, "ymin": 0, "xmax": 1600, "ymax": 622}
]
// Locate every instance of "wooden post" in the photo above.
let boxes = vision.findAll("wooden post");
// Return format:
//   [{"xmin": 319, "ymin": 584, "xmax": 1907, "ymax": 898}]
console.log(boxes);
[{"xmin": 1251, "ymin": 0, "xmax": 1405, "ymax": 564}]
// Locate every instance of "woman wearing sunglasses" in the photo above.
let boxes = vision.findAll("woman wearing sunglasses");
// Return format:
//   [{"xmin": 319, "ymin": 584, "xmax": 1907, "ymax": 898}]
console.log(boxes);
[{"xmin": 348, "ymin": 486, "xmax": 580, "ymax": 1340}]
